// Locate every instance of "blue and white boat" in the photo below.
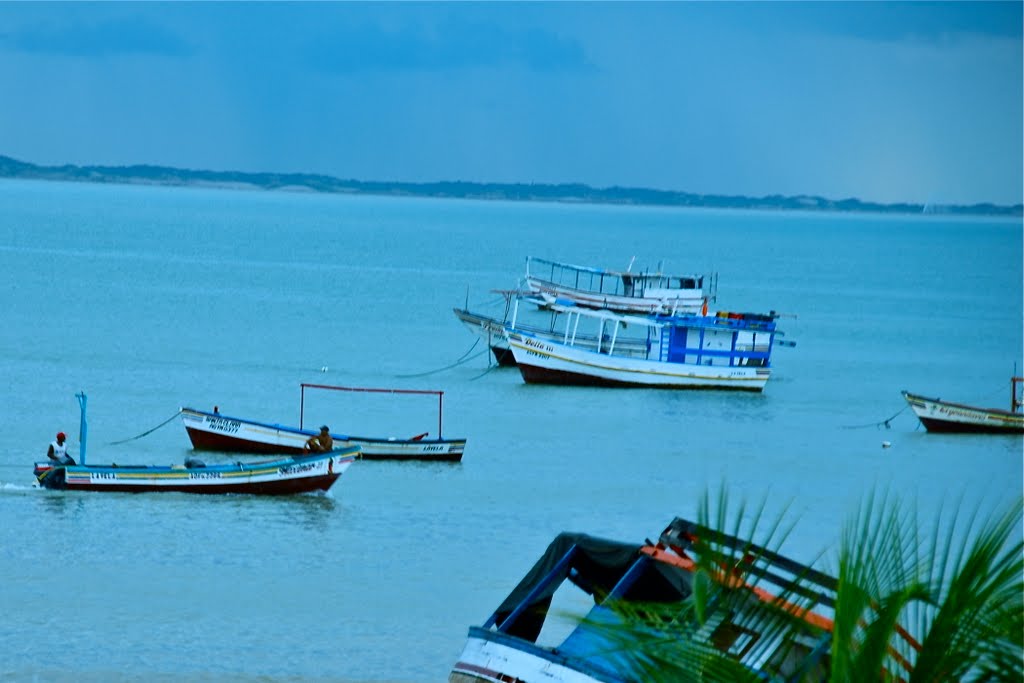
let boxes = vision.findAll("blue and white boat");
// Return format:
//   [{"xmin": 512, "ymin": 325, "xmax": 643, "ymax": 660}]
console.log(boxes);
[{"xmin": 506, "ymin": 303, "xmax": 780, "ymax": 391}]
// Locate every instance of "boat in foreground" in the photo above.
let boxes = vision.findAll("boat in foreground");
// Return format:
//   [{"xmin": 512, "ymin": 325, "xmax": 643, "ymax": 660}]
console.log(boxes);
[
  {"xmin": 450, "ymin": 516, "xmax": 919, "ymax": 683},
  {"xmin": 902, "ymin": 377, "xmax": 1023, "ymax": 433},
  {"xmin": 34, "ymin": 448, "xmax": 358, "ymax": 494},
  {"xmin": 507, "ymin": 304, "xmax": 779, "ymax": 391},
  {"xmin": 525, "ymin": 256, "xmax": 717, "ymax": 315}
]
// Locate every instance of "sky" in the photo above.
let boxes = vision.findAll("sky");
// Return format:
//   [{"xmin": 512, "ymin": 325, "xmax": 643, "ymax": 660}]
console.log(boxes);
[{"xmin": 0, "ymin": 2, "xmax": 1021, "ymax": 206}]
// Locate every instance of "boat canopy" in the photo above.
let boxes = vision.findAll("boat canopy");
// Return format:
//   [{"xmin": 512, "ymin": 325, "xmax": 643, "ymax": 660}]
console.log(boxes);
[{"xmin": 490, "ymin": 532, "xmax": 694, "ymax": 643}]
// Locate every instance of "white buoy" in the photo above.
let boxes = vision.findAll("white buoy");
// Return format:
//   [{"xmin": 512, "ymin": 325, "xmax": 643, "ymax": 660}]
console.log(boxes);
[
  {"xmin": 320, "ymin": 366, "xmax": 329, "ymax": 373},
  {"xmin": 882, "ymin": 441, "xmax": 892, "ymax": 448}
]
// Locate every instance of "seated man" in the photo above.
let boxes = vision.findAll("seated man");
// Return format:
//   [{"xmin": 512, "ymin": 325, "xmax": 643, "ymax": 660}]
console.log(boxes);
[
  {"xmin": 304, "ymin": 425, "xmax": 334, "ymax": 453},
  {"xmin": 47, "ymin": 431, "xmax": 77, "ymax": 466}
]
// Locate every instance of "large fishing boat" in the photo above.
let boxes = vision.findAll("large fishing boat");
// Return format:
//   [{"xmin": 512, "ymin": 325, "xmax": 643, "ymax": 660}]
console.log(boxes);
[
  {"xmin": 902, "ymin": 377, "xmax": 1024, "ymax": 433},
  {"xmin": 506, "ymin": 304, "xmax": 779, "ymax": 391},
  {"xmin": 524, "ymin": 256, "xmax": 717, "ymax": 315}
]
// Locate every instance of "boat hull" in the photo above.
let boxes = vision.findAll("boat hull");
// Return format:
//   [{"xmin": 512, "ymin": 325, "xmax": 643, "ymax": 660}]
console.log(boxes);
[
  {"xmin": 453, "ymin": 307, "xmax": 516, "ymax": 367},
  {"xmin": 450, "ymin": 629, "xmax": 605, "ymax": 683},
  {"xmin": 902, "ymin": 391, "xmax": 1024, "ymax": 434},
  {"xmin": 508, "ymin": 332, "xmax": 769, "ymax": 391},
  {"xmin": 34, "ymin": 451, "xmax": 357, "ymax": 495},
  {"xmin": 181, "ymin": 408, "xmax": 466, "ymax": 461}
]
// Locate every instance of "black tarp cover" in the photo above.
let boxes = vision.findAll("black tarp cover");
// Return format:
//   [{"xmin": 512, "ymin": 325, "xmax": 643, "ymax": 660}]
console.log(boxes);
[{"xmin": 493, "ymin": 532, "xmax": 693, "ymax": 643}]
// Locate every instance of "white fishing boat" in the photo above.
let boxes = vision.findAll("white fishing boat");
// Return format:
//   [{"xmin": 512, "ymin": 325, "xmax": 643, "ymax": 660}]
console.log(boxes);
[
  {"xmin": 182, "ymin": 384, "xmax": 467, "ymax": 461},
  {"xmin": 524, "ymin": 256, "xmax": 717, "ymax": 315},
  {"xmin": 902, "ymin": 377, "xmax": 1023, "ymax": 434},
  {"xmin": 506, "ymin": 304, "xmax": 778, "ymax": 391}
]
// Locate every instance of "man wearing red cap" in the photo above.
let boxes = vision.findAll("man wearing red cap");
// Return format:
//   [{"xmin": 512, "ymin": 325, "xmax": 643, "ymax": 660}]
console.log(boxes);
[{"xmin": 47, "ymin": 431, "xmax": 76, "ymax": 466}]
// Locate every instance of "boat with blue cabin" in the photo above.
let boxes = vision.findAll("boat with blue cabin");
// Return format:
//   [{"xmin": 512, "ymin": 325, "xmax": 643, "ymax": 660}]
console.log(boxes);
[{"xmin": 506, "ymin": 303, "xmax": 780, "ymax": 391}]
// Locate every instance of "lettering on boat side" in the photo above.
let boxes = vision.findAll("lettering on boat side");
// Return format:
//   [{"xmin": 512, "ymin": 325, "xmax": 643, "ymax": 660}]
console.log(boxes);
[
  {"xmin": 190, "ymin": 471, "xmax": 222, "ymax": 479},
  {"xmin": 91, "ymin": 472, "xmax": 116, "ymax": 480},
  {"xmin": 204, "ymin": 416, "xmax": 241, "ymax": 434},
  {"xmin": 422, "ymin": 445, "xmax": 444, "ymax": 452},
  {"xmin": 936, "ymin": 405, "xmax": 989, "ymax": 420},
  {"xmin": 279, "ymin": 462, "xmax": 318, "ymax": 476},
  {"xmin": 523, "ymin": 337, "xmax": 552, "ymax": 356}
]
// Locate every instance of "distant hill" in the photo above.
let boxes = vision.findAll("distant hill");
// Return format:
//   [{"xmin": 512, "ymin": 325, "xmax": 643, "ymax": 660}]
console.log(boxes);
[{"xmin": 0, "ymin": 154, "xmax": 1019, "ymax": 216}]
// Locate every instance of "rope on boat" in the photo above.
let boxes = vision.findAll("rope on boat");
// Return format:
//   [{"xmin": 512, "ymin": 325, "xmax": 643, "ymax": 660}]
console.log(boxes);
[
  {"xmin": 841, "ymin": 404, "xmax": 910, "ymax": 430},
  {"xmin": 395, "ymin": 340, "xmax": 489, "ymax": 378},
  {"xmin": 108, "ymin": 410, "xmax": 183, "ymax": 445}
]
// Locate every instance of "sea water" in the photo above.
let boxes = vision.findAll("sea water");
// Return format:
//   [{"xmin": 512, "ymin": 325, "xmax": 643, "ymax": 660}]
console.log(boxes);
[{"xmin": 0, "ymin": 178, "xmax": 1021, "ymax": 682}]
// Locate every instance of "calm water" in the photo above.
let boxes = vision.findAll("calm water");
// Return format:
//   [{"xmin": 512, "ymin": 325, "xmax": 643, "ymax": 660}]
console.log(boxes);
[{"xmin": 1, "ymin": 179, "xmax": 1021, "ymax": 682}]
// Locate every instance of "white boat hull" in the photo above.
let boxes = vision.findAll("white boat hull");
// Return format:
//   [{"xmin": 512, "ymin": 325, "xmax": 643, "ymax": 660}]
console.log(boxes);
[
  {"xmin": 507, "ymin": 331, "xmax": 770, "ymax": 391},
  {"xmin": 181, "ymin": 408, "xmax": 466, "ymax": 461},
  {"xmin": 450, "ymin": 631, "xmax": 602, "ymax": 683}
]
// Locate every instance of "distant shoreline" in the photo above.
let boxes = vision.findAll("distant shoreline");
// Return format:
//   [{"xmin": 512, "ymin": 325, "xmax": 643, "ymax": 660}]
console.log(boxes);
[{"xmin": 1, "ymin": 154, "xmax": 1020, "ymax": 217}]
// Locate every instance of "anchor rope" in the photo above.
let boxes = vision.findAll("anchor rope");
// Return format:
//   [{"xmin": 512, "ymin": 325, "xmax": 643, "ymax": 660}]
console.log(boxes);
[
  {"xmin": 108, "ymin": 409, "xmax": 183, "ymax": 445},
  {"xmin": 841, "ymin": 404, "xmax": 910, "ymax": 430},
  {"xmin": 469, "ymin": 363, "xmax": 500, "ymax": 381},
  {"xmin": 395, "ymin": 340, "xmax": 489, "ymax": 378}
]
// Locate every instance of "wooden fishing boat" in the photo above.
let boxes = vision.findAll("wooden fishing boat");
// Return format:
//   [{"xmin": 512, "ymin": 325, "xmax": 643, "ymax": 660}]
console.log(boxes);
[
  {"xmin": 450, "ymin": 516, "xmax": 920, "ymax": 683},
  {"xmin": 34, "ymin": 449, "xmax": 358, "ymax": 494},
  {"xmin": 525, "ymin": 256, "xmax": 717, "ymax": 315},
  {"xmin": 182, "ymin": 384, "xmax": 466, "ymax": 461},
  {"xmin": 902, "ymin": 377, "xmax": 1024, "ymax": 433},
  {"xmin": 507, "ymin": 304, "xmax": 779, "ymax": 391}
]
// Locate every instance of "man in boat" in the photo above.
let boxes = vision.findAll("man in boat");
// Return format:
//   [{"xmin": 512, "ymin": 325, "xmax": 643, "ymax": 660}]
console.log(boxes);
[
  {"xmin": 304, "ymin": 425, "xmax": 333, "ymax": 453},
  {"xmin": 46, "ymin": 431, "xmax": 76, "ymax": 466}
]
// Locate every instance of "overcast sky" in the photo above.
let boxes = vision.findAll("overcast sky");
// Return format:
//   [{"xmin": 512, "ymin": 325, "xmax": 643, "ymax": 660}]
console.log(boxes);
[{"xmin": 0, "ymin": 2, "xmax": 1020, "ymax": 205}]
